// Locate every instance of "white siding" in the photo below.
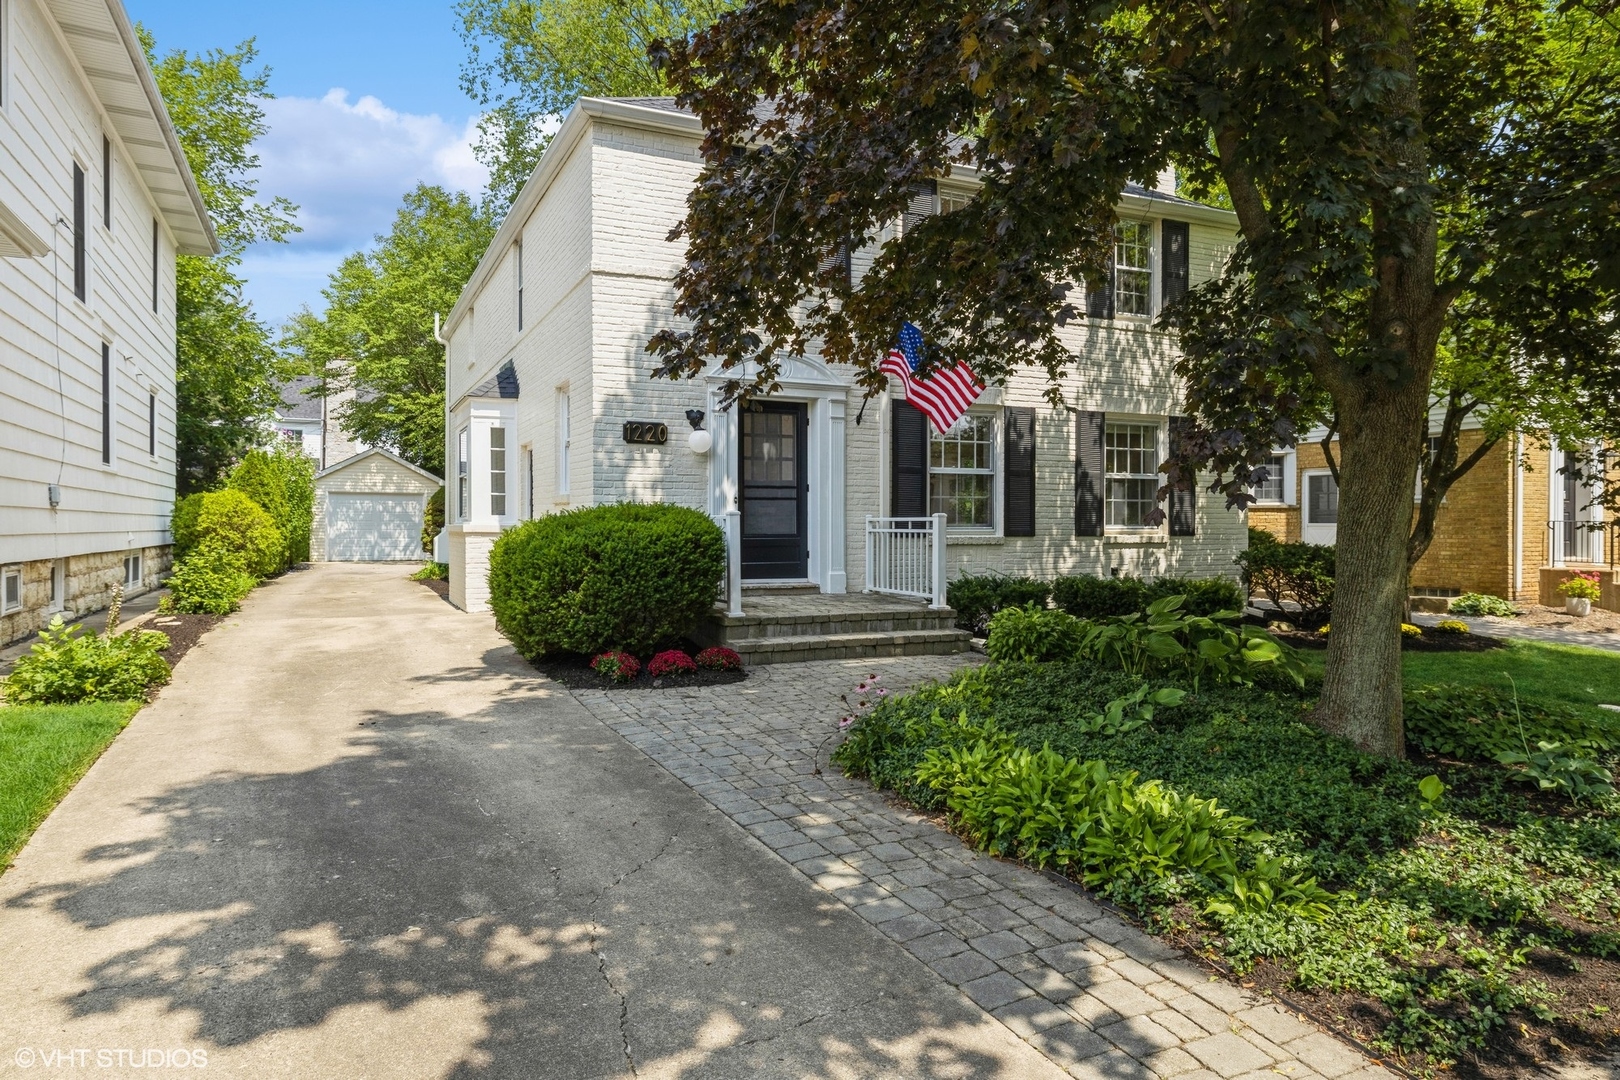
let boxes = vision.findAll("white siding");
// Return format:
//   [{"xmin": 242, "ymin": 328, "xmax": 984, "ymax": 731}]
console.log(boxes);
[{"xmin": 0, "ymin": 0, "xmax": 180, "ymax": 568}]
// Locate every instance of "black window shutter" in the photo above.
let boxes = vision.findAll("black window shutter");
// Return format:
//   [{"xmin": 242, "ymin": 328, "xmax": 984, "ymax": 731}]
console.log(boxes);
[
  {"xmin": 1003, "ymin": 407, "xmax": 1036, "ymax": 537},
  {"xmin": 1086, "ymin": 264, "xmax": 1114, "ymax": 319},
  {"xmin": 903, "ymin": 179, "xmax": 937, "ymax": 236},
  {"xmin": 151, "ymin": 219, "xmax": 160, "ymax": 312},
  {"xmin": 1162, "ymin": 220, "xmax": 1189, "ymax": 306},
  {"xmin": 891, "ymin": 399, "xmax": 929, "ymax": 517},
  {"xmin": 1168, "ymin": 415, "xmax": 1197, "ymax": 536},
  {"xmin": 72, "ymin": 164, "xmax": 86, "ymax": 300},
  {"xmin": 102, "ymin": 137, "xmax": 112, "ymax": 229},
  {"xmin": 1075, "ymin": 410, "xmax": 1105, "ymax": 535},
  {"xmin": 100, "ymin": 343, "xmax": 111, "ymax": 464}
]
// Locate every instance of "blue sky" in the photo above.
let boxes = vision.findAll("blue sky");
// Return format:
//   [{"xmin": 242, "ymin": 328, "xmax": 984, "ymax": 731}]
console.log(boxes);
[{"xmin": 129, "ymin": 0, "xmax": 491, "ymax": 329}]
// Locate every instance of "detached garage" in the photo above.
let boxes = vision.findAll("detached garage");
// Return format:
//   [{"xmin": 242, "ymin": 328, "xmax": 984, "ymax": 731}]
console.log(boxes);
[{"xmin": 313, "ymin": 449, "xmax": 443, "ymax": 562}]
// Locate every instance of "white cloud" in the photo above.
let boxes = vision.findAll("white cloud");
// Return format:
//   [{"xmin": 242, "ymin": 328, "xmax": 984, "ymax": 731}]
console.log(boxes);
[{"xmin": 242, "ymin": 89, "xmax": 489, "ymax": 328}]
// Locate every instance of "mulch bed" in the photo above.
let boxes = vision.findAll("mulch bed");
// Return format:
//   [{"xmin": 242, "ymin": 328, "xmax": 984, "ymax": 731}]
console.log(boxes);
[
  {"xmin": 143, "ymin": 612, "xmax": 220, "ymax": 672},
  {"xmin": 1275, "ymin": 626, "xmax": 1506, "ymax": 653},
  {"xmin": 528, "ymin": 648, "xmax": 749, "ymax": 691},
  {"xmin": 416, "ymin": 578, "xmax": 451, "ymax": 600}
]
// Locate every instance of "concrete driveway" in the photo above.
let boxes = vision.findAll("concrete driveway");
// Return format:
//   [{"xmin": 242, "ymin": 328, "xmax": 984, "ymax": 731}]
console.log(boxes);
[{"xmin": 0, "ymin": 563, "xmax": 1064, "ymax": 1079}]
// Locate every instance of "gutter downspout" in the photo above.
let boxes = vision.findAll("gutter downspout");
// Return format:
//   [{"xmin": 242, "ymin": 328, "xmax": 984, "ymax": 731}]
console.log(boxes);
[{"xmin": 1512, "ymin": 432, "xmax": 1524, "ymax": 600}]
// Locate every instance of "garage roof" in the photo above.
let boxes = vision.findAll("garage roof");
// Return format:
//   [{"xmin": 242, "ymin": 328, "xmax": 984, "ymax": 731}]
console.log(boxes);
[{"xmin": 315, "ymin": 447, "xmax": 443, "ymax": 487}]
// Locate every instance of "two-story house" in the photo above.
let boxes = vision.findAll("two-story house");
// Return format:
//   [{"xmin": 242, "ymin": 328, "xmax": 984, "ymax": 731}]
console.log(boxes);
[
  {"xmin": 440, "ymin": 97, "xmax": 1247, "ymax": 626},
  {"xmin": 0, "ymin": 0, "xmax": 216, "ymax": 645}
]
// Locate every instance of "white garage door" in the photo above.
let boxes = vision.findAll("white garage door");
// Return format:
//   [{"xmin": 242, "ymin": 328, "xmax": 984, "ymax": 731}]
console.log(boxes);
[{"xmin": 325, "ymin": 494, "xmax": 424, "ymax": 561}]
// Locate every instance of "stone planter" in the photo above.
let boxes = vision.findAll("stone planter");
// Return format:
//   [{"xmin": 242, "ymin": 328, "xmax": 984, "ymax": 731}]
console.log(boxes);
[{"xmin": 1566, "ymin": 596, "xmax": 1593, "ymax": 617}]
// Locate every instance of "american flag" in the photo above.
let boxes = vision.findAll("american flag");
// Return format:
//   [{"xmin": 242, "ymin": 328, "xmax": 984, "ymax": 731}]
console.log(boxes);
[{"xmin": 879, "ymin": 322, "xmax": 985, "ymax": 432}]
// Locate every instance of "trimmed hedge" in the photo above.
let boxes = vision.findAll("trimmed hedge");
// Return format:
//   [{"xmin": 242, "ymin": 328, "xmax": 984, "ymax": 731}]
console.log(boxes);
[
  {"xmin": 175, "ymin": 490, "xmax": 283, "ymax": 579},
  {"xmin": 1236, "ymin": 531, "xmax": 1335, "ymax": 628},
  {"xmin": 946, "ymin": 573, "xmax": 1052, "ymax": 636},
  {"xmin": 1052, "ymin": 574, "xmax": 1245, "ymax": 620},
  {"xmin": 488, "ymin": 503, "xmax": 726, "ymax": 657}
]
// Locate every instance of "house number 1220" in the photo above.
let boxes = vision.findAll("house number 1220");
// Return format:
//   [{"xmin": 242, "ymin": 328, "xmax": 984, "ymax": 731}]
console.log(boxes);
[{"xmin": 622, "ymin": 421, "xmax": 668, "ymax": 445}]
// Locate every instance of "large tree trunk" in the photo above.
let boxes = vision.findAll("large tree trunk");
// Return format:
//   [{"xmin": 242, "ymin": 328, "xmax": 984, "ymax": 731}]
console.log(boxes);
[{"xmin": 1315, "ymin": 386, "xmax": 1430, "ymax": 757}]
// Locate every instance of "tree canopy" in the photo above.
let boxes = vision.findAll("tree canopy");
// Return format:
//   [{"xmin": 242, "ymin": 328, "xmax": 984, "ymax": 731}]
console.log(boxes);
[
  {"xmin": 143, "ymin": 30, "xmax": 298, "ymax": 494},
  {"xmin": 282, "ymin": 185, "xmax": 497, "ymax": 474},
  {"xmin": 457, "ymin": 0, "xmax": 737, "ymax": 206},
  {"xmin": 648, "ymin": 0, "xmax": 1620, "ymax": 755}
]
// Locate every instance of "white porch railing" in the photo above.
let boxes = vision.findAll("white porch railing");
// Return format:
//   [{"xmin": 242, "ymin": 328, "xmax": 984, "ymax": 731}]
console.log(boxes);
[
  {"xmin": 865, "ymin": 514, "xmax": 948, "ymax": 609},
  {"xmin": 1549, "ymin": 519, "xmax": 1605, "ymax": 567},
  {"xmin": 716, "ymin": 510, "xmax": 743, "ymax": 616}
]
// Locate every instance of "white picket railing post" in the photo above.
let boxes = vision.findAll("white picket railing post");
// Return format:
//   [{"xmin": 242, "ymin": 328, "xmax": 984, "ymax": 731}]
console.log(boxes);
[
  {"xmin": 930, "ymin": 513, "xmax": 948, "ymax": 609},
  {"xmin": 864, "ymin": 515, "xmax": 875, "ymax": 593},
  {"xmin": 724, "ymin": 509, "xmax": 744, "ymax": 616}
]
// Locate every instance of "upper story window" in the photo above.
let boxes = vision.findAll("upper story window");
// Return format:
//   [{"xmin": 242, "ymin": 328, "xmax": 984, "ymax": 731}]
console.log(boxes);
[
  {"xmin": 1104, "ymin": 421, "xmax": 1159, "ymax": 528},
  {"xmin": 1114, "ymin": 221, "xmax": 1153, "ymax": 317},
  {"xmin": 514, "ymin": 242, "xmax": 523, "ymax": 332},
  {"xmin": 930, "ymin": 412, "xmax": 996, "ymax": 527},
  {"xmin": 489, "ymin": 426, "xmax": 508, "ymax": 517},
  {"xmin": 151, "ymin": 220, "xmax": 159, "ymax": 313},
  {"xmin": 72, "ymin": 163, "xmax": 87, "ymax": 300}
]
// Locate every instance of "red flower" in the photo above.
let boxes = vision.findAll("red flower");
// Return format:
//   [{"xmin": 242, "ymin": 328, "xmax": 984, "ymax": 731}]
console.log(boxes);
[
  {"xmin": 695, "ymin": 647, "xmax": 743, "ymax": 671},
  {"xmin": 590, "ymin": 651, "xmax": 640, "ymax": 683},
  {"xmin": 648, "ymin": 649, "xmax": 698, "ymax": 677}
]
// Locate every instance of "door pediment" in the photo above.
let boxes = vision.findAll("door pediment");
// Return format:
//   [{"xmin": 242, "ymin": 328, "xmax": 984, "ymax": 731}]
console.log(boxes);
[{"xmin": 705, "ymin": 354, "xmax": 850, "ymax": 392}]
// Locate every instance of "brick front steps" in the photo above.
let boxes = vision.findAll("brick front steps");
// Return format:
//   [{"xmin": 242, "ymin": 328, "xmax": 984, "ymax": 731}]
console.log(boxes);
[{"xmin": 697, "ymin": 590, "xmax": 971, "ymax": 665}]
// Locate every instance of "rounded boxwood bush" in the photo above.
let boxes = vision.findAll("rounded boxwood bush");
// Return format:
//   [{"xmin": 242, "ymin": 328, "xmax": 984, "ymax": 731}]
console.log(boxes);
[
  {"xmin": 180, "ymin": 490, "xmax": 284, "ymax": 580},
  {"xmin": 489, "ymin": 503, "xmax": 726, "ymax": 657}
]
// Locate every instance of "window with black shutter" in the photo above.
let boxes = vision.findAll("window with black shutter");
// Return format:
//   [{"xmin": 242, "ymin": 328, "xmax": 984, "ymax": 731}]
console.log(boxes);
[
  {"xmin": 1003, "ymin": 407, "xmax": 1036, "ymax": 536},
  {"xmin": 72, "ymin": 163, "xmax": 86, "ymax": 300},
  {"xmin": 891, "ymin": 399, "xmax": 929, "ymax": 517},
  {"xmin": 1162, "ymin": 220, "xmax": 1189, "ymax": 306},
  {"xmin": 1086, "ymin": 265, "xmax": 1114, "ymax": 319},
  {"xmin": 902, "ymin": 180, "xmax": 936, "ymax": 236},
  {"xmin": 1167, "ymin": 415, "xmax": 1197, "ymax": 536},
  {"xmin": 1075, "ymin": 410, "xmax": 1105, "ymax": 535}
]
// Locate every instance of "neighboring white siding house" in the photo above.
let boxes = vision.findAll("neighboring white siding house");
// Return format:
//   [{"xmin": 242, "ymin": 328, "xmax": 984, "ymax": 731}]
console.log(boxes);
[
  {"xmin": 0, "ymin": 0, "xmax": 216, "ymax": 644},
  {"xmin": 442, "ymin": 97, "xmax": 1246, "ymax": 612}
]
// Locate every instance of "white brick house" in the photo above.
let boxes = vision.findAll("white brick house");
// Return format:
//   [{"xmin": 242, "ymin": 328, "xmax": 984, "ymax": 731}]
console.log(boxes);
[
  {"xmin": 442, "ymin": 97, "xmax": 1246, "ymax": 614},
  {"xmin": 0, "ymin": 0, "xmax": 216, "ymax": 644}
]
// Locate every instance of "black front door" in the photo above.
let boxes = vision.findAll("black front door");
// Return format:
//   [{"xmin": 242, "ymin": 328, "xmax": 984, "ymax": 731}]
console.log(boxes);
[{"xmin": 740, "ymin": 402, "xmax": 808, "ymax": 579}]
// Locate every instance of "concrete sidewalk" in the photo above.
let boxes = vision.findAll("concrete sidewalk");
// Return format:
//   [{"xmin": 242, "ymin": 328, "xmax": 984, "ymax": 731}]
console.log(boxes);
[{"xmin": 0, "ymin": 563, "xmax": 1062, "ymax": 1079}]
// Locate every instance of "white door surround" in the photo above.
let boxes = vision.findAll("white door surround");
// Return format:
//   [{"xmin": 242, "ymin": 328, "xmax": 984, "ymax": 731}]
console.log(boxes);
[{"xmin": 706, "ymin": 356, "xmax": 849, "ymax": 593}]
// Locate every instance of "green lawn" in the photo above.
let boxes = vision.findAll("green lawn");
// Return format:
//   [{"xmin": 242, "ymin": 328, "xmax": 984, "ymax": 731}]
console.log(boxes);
[
  {"xmin": 0, "ymin": 702, "xmax": 140, "ymax": 868},
  {"xmin": 1297, "ymin": 638, "xmax": 1620, "ymax": 719}
]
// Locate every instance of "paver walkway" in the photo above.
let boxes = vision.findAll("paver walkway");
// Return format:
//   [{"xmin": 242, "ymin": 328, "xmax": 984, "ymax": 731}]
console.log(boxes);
[{"xmin": 572, "ymin": 657, "xmax": 1391, "ymax": 1080}]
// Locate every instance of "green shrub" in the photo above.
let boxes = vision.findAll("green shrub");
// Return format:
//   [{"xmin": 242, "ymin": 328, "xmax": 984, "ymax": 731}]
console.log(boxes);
[
  {"xmin": 227, "ymin": 446, "xmax": 315, "ymax": 568},
  {"xmin": 176, "ymin": 490, "xmax": 283, "ymax": 579},
  {"xmin": 162, "ymin": 546, "xmax": 258, "ymax": 615},
  {"xmin": 488, "ymin": 503, "xmax": 727, "ymax": 657},
  {"xmin": 422, "ymin": 486, "xmax": 445, "ymax": 553},
  {"xmin": 411, "ymin": 562, "xmax": 449, "ymax": 581},
  {"xmin": 171, "ymin": 493, "xmax": 205, "ymax": 559},
  {"xmin": 946, "ymin": 573, "xmax": 1051, "ymax": 636},
  {"xmin": 1236, "ymin": 538, "xmax": 1335, "ymax": 628},
  {"xmin": 1450, "ymin": 593, "xmax": 1519, "ymax": 618},
  {"xmin": 1404, "ymin": 683, "xmax": 1620, "ymax": 761},
  {"xmin": 1, "ymin": 616, "xmax": 171, "ymax": 704},
  {"xmin": 1076, "ymin": 596, "xmax": 1302, "ymax": 690},
  {"xmin": 985, "ymin": 604, "xmax": 1085, "ymax": 662},
  {"xmin": 1053, "ymin": 574, "xmax": 1146, "ymax": 618},
  {"xmin": 1144, "ymin": 576, "xmax": 1246, "ymax": 617}
]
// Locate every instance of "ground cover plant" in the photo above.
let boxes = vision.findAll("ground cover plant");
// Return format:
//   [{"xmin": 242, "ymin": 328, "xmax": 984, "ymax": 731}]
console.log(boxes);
[
  {"xmin": 1451, "ymin": 594, "xmax": 1521, "ymax": 619},
  {"xmin": 1, "ymin": 617, "xmax": 171, "ymax": 706},
  {"xmin": 411, "ymin": 562, "xmax": 449, "ymax": 581},
  {"xmin": 0, "ymin": 701, "xmax": 140, "ymax": 868},
  {"xmin": 836, "ymin": 641, "xmax": 1620, "ymax": 1075}
]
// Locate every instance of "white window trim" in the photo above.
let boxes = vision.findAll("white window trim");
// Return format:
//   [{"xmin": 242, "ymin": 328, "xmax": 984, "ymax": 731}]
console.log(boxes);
[
  {"xmin": 1, "ymin": 564, "xmax": 21, "ymax": 614},
  {"xmin": 1252, "ymin": 449, "xmax": 1297, "ymax": 507},
  {"xmin": 927, "ymin": 407, "xmax": 1001, "ymax": 534},
  {"xmin": 123, "ymin": 553, "xmax": 142, "ymax": 588},
  {"xmin": 1113, "ymin": 219, "xmax": 1157, "ymax": 320},
  {"xmin": 1103, "ymin": 415, "xmax": 1166, "ymax": 533},
  {"xmin": 456, "ymin": 425, "xmax": 471, "ymax": 522},
  {"xmin": 1301, "ymin": 468, "xmax": 1340, "ymax": 543}
]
